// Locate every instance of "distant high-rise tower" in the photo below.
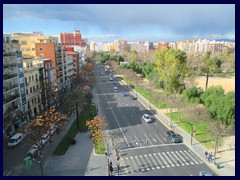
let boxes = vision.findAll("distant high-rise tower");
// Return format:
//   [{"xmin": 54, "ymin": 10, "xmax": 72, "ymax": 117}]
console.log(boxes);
[{"xmin": 60, "ymin": 30, "xmax": 82, "ymax": 45}]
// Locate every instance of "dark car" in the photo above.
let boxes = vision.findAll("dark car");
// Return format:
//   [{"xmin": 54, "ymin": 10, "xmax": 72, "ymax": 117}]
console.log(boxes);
[
  {"xmin": 130, "ymin": 95, "xmax": 137, "ymax": 100},
  {"xmin": 166, "ymin": 130, "xmax": 183, "ymax": 143}
]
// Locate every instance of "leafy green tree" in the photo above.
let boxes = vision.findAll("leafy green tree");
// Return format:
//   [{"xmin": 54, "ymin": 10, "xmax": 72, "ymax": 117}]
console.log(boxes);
[
  {"xmin": 201, "ymin": 51, "xmax": 222, "ymax": 90},
  {"xmin": 200, "ymin": 86, "xmax": 224, "ymax": 109},
  {"xmin": 130, "ymin": 50, "xmax": 138, "ymax": 63},
  {"xmin": 215, "ymin": 92, "xmax": 235, "ymax": 125},
  {"xmin": 155, "ymin": 48, "xmax": 188, "ymax": 93},
  {"xmin": 182, "ymin": 86, "xmax": 203, "ymax": 103}
]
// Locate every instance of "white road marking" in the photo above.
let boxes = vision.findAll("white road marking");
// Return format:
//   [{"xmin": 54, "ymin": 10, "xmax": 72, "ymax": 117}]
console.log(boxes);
[
  {"xmin": 188, "ymin": 150, "xmax": 204, "ymax": 164},
  {"xmin": 134, "ymin": 135, "xmax": 141, "ymax": 147},
  {"xmin": 154, "ymin": 133, "xmax": 163, "ymax": 144},
  {"xmin": 162, "ymin": 152, "xmax": 175, "ymax": 167},
  {"xmin": 153, "ymin": 153, "xmax": 165, "ymax": 168},
  {"xmin": 179, "ymin": 151, "xmax": 194, "ymax": 165},
  {"xmin": 174, "ymin": 151, "xmax": 187, "ymax": 166},
  {"xmin": 120, "ymin": 142, "xmax": 183, "ymax": 152},
  {"xmin": 144, "ymin": 134, "xmax": 153, "ymax": 145},
  {"xmin": 97, "ymin": 84, "xmax": 129, "ymax": 146},
  {"xmin": 157, "ymin": 153, "xmax": 167, "ymax": 168},
  {"xmin": 168, "ymin": 151, "xmax": 180, "ymax": 166},
  {"xmin": 184, "ymin": 150, "xmax": 198, "ymax": 164},
  {"xmin": 148, "ymin": 134, "xmax": 157, "ymax": 143},
  {"xmin": 148, "ymin": 153, "xmax": 160, "ymax": 169}
]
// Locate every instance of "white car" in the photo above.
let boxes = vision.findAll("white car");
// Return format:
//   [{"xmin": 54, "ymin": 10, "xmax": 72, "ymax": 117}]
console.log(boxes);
[
  {"xmin": 27, "ymin": 144, "xmax": 38, "ymax": 159},
  {"xmin": 50, "ymin": 125, "xmax": 57, "ymax": 136},
  {"xmin": 40, "ymin": 132, "xmax": 50, "ymax": 145},
  {"xmin": 142, "ymin": 114, "xmax": 152, "ymax": 123},
  {"xmin": 109, "ymin": 77, "xmax": 113, "ymax": 81},
  {"xmin": 8, "ymin": 133, "xmax": 24, "ymax": 148},
  {"xmin": 113, "ymin": 87, "xmax": 118, "ymax": 93}
]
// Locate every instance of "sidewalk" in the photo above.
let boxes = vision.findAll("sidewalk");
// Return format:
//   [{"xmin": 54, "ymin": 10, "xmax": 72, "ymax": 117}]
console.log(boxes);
[{"xmin": 120, "ymin": 80, "xmax": 235, "ymax": 176}]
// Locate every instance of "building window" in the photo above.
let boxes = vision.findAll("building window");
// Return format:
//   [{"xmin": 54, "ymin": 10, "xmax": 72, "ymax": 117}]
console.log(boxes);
[
  {"xmin": 30, "ymin": 87, "xmax": 32, "ymax": 93},
  {"xmin": 26, "ymin": 89, "xmax": 28, "ymax": 95},
  {"xmin": 40, "ymin": 47, "xmax": 44, "ymax": 51},
  {"xmin": 32, "ymin": 48, "xmax": 35, "ymax": 51},
  {"xmin": 31, "ymin": 40, "xmax": 35, "ymax": 44},
  {"xmin": 21, "ymin": 41, "xmax": 27, "ymax": 45},
  {"xmin": 21, "ymin": 48, "xmax": 24, "ymax": 51},
  {"xmin": 40, "ymin": 40, "xmax": 44, "ymax": 43},
  {"xmin": 26, "ymin": 48, "xmax": 31, "ymax": 51},
  {"xmin": 39, "ymin": 54, "xmax": 44, "ymax": 58},
  {"xmin": 29, "ymin": 76, "xmax": 31, "ymax": 82},
  {"xmin": 25, "ymin": 77, "xmax": 28, "ymax": 86}
]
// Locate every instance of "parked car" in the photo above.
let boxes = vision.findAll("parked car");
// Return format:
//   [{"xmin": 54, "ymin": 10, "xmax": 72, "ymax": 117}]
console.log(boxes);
[
  {"xmin": 40, "ymin": 132, "xmax": 50, "ymax": 145},
  {"xmin": 27, "ymin": 144, "xmax": 38, "ymax": 159},
  {"xmin": 142, "ymin": 114, "xmax": 152, "ymax": 123},
  {"xmin": 130, "ymin": 95, "xmax": 137, "ymax": 100},
  {"xmin": 8, "ymin": 133, "xmax": 24, "ymax": 148},
  {"xmin": 50, "ymin": 125, "xmax": 57, "ymax": 136},
  {"xmin": 113, "ymin": 87, "xmax": 118, "ymax": 93},
  {"xmin": 109, "ymin": 77, "xmax": 113, "ymax": 81},
  {"xmin": 100, "ymin": 72, "xmax": 104, "ymax": 75},
  {"xmin": 166, "ymin": 130, "xmax": 183, "ymax": 143},
  {"xmin": 113, "ymin": 81, "xmax": 117, "ymax": 84},
  {"xmin": 102, "ymin": 79, "xmax": 106, "ymax": 82},
  {"xmin": 199, "ymin": 171, "xmax": 215, "ymax": 176}
]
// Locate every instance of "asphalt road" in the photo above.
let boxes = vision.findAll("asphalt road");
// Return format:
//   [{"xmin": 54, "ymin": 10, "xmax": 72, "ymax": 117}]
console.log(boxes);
[{"xmin": 94, "ymin": 63, "xmax": 215, "ymax": 176}]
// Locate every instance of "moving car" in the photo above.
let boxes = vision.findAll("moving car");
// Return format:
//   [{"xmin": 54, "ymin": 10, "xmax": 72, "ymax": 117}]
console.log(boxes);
[
  {"xmin": 27, "ymin": 144, "xmax": 38, "ymax": 159},
  {"xmin": 142, "ymin": 114, "xmax": 152, "ymax": 123},
  {"xmin": 130, "ymin": 95, "xmax": 137, "ymax": 100},
  {"xmin": 113, "ymin": 87, "xmax": 118, "ymax": 93},
  {"xmin": 122, "ymin": 92, "xmax": 128, "ymax": 97},
  {"xmin": 8, "ymin": 133, "xmax": 24, "ymax": 148},
  {"xmin": 166, "ymin": 130, "xmax": 183, "ymax": 143},
  {"xmin": 199, "ymin": 171, "xmax": 215, "ymax": 176}
]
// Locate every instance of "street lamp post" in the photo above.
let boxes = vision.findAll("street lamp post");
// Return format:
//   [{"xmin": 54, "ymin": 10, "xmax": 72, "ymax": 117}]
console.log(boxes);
[
  {"xmin": 38, "ymin": 151, "xmax": 43, "ymax": 176},
  {"xmin": 105, "ymin": 143, "xmax": 110, "ymax": 176}
]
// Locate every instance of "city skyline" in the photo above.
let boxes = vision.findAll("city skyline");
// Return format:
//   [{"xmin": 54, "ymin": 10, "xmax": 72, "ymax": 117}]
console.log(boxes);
[{"xmin": 3, "ymin": 4, "xmax": 235, "ymax": 42}]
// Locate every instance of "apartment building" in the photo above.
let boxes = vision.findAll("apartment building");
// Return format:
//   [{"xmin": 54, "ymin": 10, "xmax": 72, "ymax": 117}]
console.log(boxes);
[
  {"xmin": 35, "ymin": 43, "xmax": 68, "ymax": 106},
  {"xmin": 60, "ymin": 30, "xmax": 82, "ymax": 45},
  {"xmin": 65, "ymin": 46, "xmax": 77, "ymax": 83},
  {"xmin": 114, "ymin": 40, "xmax": 127, "ymax": 52},
  {"xmin": 42, "ymin": 58, "xmax": 55, "ymax": 107},
  {"xmin": 23, "ymin": 55, "xmax": 43, "ymax": 119},
  {"xmin": 11, "ymin": 31, "xmax": 58, "ymax": 56},
  {"xmin": 3, "ymin": 35, "xmax": 28, "ymax": 135}
]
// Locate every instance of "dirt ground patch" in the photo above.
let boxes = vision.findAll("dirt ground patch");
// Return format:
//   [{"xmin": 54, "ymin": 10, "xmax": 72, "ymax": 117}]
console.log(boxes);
[{"xmin": 195, "ymin": 77, "xmax": 235, "ymax": 93}]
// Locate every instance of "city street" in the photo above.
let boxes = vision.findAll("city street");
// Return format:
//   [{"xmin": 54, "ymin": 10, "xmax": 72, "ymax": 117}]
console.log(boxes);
[{"xmin": 93, "ymin": 64, "xmax": 215, "ymax": 176}]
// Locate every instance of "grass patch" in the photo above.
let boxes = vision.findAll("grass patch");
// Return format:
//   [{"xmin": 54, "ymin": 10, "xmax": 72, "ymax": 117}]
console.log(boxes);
[
  {"xmin": 54, "ymin": 100, "xmax": 97, "ymax": 155},
  {"xmin": 53, "ymin": 120, "xmax": 78, "ymax": 155},
  {"xmin": 166, "ymin": 112, "xmax": 215, "ymax": 149},
  {"xmin": 94, "ymin": 140, "xmax": 105, "ymax": 154},
  {"xmin": 134, "ymin": 86, "xmax": 169, "ymax": 108}
]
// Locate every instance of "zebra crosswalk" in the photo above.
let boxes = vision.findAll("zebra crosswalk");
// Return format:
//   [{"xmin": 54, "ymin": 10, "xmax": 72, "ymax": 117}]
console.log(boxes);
[{"xmin": 113, "ymin": 150, "xmax": 203, "ymax": 175}]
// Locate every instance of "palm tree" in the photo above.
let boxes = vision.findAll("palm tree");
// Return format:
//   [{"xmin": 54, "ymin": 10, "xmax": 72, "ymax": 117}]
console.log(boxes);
[{"xmin": 201, "ymin": 51, "xmax": 221, "ymax": 90}]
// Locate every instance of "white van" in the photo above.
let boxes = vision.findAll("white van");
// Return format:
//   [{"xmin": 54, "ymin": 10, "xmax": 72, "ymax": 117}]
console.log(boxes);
[
  {"xmin": 114, "ymin": 87, "xmax": 118, "ymax": 93},
  {"xmin": 8, "ymin": 133, "xmax": 23, "ymax": 148}
]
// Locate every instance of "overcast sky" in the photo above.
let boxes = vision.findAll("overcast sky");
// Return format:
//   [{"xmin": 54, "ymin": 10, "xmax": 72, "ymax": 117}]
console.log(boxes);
[{"xmin": 3, "ymin": 4, "xmax": 235, "ymax": 42}]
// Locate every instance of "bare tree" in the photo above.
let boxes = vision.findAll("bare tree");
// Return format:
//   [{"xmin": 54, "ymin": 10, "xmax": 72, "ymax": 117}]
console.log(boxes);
[{"xmin": 183, "ymin": 104, "xmax": 210, "ymax": 132}]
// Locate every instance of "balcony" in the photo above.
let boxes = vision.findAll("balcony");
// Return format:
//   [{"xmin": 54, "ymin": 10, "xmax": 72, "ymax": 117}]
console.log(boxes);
[
  {"xmin": 3, "ymin": 93, "xmax": 20, "ymax": 104},
  {"xmin": 3, "ymin": 83, "xmax": 19, "ymax": 92},
  {"xmin": 3, "ymin": 63, "xmax": 18, "ymax": 69},
  {"xmin": 3, "ymin": 73, "xmax": 18, "ymax": 81},
  {"xmin": 3, "ymin": 52, "xmax": 16, "ymax": 57}
]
